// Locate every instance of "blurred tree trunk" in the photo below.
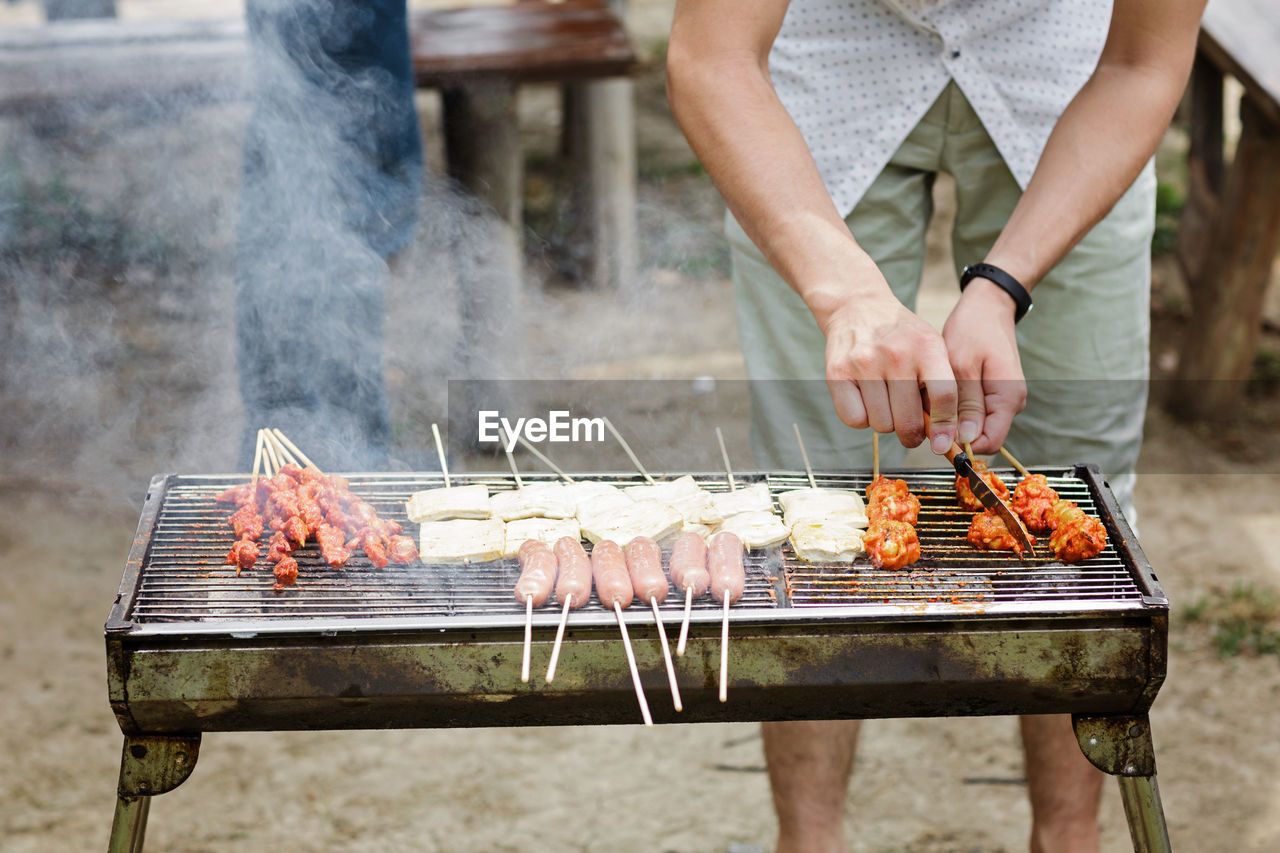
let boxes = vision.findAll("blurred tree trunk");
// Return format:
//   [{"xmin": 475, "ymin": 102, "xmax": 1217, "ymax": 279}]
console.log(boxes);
[{"xmin": 44, "ymin": 0, "xmax": 117, "ymax": 21}]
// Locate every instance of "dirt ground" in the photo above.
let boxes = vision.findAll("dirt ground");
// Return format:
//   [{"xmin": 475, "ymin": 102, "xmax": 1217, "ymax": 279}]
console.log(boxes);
[{"xmin": 3, "ymin": 3, "xmax": 1280, "ymax": 852}]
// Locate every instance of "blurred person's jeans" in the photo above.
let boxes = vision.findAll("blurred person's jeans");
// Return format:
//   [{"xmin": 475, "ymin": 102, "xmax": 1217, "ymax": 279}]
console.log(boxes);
[{"xmin": 235, "ymin": 0, "xmax": 422, "ymax": 471}]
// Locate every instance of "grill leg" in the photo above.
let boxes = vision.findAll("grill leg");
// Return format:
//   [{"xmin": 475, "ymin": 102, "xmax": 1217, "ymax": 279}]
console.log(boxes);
[
  {"xmin": 107, "ymin": 734, "xmax": 201, "ymax": 853},
  {"xmin": 1072, "ymin": 715, "xmax": 1172, "ymax": 853},
  {"xmin": 109, "ymin": 794, "xmax": 150, "ymax": 853}
]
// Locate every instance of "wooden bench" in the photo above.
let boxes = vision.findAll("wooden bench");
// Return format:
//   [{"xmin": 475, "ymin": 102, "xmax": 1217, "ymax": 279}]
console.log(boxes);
[
  {"xmin": 1169, "ymin": 0, "xmax": 1280, "ymax": 420},
  {"xmin": 410, "ymin": 0, "xmax": 639, "ymax": 289}
]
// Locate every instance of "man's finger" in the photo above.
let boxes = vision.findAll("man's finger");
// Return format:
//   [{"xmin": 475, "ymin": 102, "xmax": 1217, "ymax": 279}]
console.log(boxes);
[
  {"xmin": 889, "ymin": 379, "xmax": 926, "ymax": 447},
  {"xmin": 972, "ymin": 380, "xmax": 1026, "ymax": 453},
  {"xmin": 827, "ymin": 379, "xmax": 868, "ymax": 429},
  {"xmin": 955, "ymin": 377, "xmax": 985, "ymax": 446},
  {"xmin": 920, "ymin": 375, "xmax": 958, "ymax": 455},
  {"xmin": 858, "ymin": 379, "xmax": 893, "ymax": 434}
]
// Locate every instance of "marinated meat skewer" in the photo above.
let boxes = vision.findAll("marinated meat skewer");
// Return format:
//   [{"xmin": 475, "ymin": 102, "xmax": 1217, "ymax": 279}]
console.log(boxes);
[
  {"xmin": 967, "ymin": 510, "xmax": 1037, "ymax": 557},
  {"xmin": 625, "ymin": 536, "xmax": 682, "ymax": 712},
  {"xmin": 862, "ymin": 433, "xmax": 922, "ymax": 570},
  {"xmin": 955, "ymin": 457, "xmax": 1010, "ymax": 512},
  {"xmin": 999, "ymin": 446, "xmax": 1108, "ymax": 562},
  {"xmin": 592, "ymin": 540, "xmax": 652, "ymax": 726}
]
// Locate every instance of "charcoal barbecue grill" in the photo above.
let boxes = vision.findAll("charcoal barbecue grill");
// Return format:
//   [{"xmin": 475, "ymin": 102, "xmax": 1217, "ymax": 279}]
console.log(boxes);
[{"xmin": 105, "ymin": 465, "xmax": 1171, "ymax": 852}]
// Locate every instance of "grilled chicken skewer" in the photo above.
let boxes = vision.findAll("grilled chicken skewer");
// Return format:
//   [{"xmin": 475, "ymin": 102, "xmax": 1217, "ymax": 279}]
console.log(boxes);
[{"xmin": 862, "ymin": 431, "xmax": 922, "ymax": 570}]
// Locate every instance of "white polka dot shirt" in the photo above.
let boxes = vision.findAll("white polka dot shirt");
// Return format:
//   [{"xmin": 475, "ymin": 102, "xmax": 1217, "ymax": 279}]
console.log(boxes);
[{"xmin": 770, "ymin": 0, "xmax": 1113, "ymax": 217}]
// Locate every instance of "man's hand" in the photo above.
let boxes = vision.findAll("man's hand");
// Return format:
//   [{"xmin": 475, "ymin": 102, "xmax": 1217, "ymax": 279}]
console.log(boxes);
[
  {"xmin": 820, "ymin": 285, "xmax": 959, "ymax": 454},
  {"xmin": 941, "ymin": 277, "xmax": 1026, "ymax": 453}
]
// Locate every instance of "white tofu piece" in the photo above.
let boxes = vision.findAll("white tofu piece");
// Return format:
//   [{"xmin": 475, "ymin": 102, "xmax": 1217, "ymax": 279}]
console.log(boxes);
[
  {"xmin": 579, "ymin": 498, "xmax": 684, "ymax": 545},
  {"xmin": 406, "ymin": 483, "xmax": 491, "ymax": 523},
  {"xmin": 501, "ymin": 517, "xmax": 582, "ymax": 558},
  {"xmin": 488, "ymin": 481, "xmax": 577, "ymax": 522},
  {"xmin": 778, "ymin": 487, "xmax": 868, "ymax": 528},
  {"xmin": 681, "ymin": 521, "xmax": 714, "ymax": 540},
  {"xmin": 789, "ymin": 520, "xmax": 867, "ymax": 563},
  {"xmin": 626, "ymin": 476, "xmax": 722, "ymax": 526},
  {"xmin": 711, "ymin": 482, "xmax": 773, "ymax": 518},
  {"xmin": 563, "ymin": 481, "xmax": 633, "ymax": 520},
  {"xmin": 717, "ymin": 510, "xmax": 790, "ymax": 549},
  {"xmin": 418, "ymin": 518, "xmax": 506, "ymax": 564}
]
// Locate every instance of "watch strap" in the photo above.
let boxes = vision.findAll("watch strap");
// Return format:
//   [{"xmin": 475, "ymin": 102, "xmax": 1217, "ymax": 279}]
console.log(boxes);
[{"xmin": 960, "ymin": 262, "xmax": 1033, "ymax": 323}]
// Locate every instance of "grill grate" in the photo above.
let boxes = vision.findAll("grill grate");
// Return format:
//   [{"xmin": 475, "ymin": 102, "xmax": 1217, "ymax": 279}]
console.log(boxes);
[{"xmin": 126, "ymin": 469, "xmax": 1143, "ymax": 625}]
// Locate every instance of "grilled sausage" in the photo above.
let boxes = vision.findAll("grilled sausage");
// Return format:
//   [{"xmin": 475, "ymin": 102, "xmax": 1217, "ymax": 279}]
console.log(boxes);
[
  {"xmin": 591, "ymin": 540, "xmax": 634, "ymax": 610},
  {"xmin": 669, "ymin": 531, "xmax": 710, "ymax": 596},
  {"xmin": 552, "ymin": 536, "xmax": 592, "ymax": 609},
  {"xmin": 624, "ymin": 536, "xmax": 669, "ymax": 604},
  {"xmin": 707, "ymin": 531, "xmax": 745, "ymax": 605},
  {"xmin": 514, "ymin": 540, "xmax": 557, "ymax": 607}
]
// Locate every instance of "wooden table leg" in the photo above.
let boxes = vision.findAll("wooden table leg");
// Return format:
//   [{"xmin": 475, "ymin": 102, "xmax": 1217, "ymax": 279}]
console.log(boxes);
[
  {"xmin": 1170, "ymin": 96, "xmax": 1280, "ymax": 420},
  {"xmin": 443, "ymin": 80, "xmax": 523, "ymax": 236}
]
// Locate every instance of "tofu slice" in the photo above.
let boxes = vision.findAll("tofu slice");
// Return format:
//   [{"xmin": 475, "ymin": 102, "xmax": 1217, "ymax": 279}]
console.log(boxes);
[
  {"xmin": 501, "ymin": 517, "xmax": 582, "ymax": 558},
  {"xmin": 406, "ymin": 483, "xmax": 491, "ymax": 523},
  {"xmin": 717, "ymin": 510, "xmax": 790, "ymax": 549},
  {"xmin": 489, "ymin": 481, "xmax": 577, "ymax": 522},
  {"xmin": 626, "ymin": 476, "xmax": 722, "ymax": 526},
  {"xmin": 564, "ymin": 481, "xmax": 633, "ymax": 519},
  {"xmin": 579, "ymin": 498, "xmax": 684, "ymax": 545},
  {"xmin": 418, "ymin": 518, "xmax": 506, "ymax": 564},
  {"xmin": 789, "ymin": 520, "xmax": 867, "ymax": 563},
  {"xmin": 778, "ymin": 487, "xmax": 868, "ymax": 528},
  {"xmin": 711, "ymin": 482, "xmax": 773, "ymax": 518}
]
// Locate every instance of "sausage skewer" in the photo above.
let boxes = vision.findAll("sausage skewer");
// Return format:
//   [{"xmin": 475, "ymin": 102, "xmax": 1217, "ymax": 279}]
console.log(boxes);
[
  {"xmin": 670, "ymin": 531, "xmax": 710, "ymax": 656},
  {"xmin": 592, "ymin": 540, "xmax": 652, "ymax": 726},
  {"xmin": 514, "ymin": 540, "xmax": 557, "ymax": 682},
  {"xmin": 707, "ymin": 531, "xmax": 745, "ymax": 702},
  {"xmin": 546, "ymin": 536, "xmax": 592, "ymax": 682},
  {"xmin": 625, "ymin": 536, "xmax": 682, "ymax": 711}
]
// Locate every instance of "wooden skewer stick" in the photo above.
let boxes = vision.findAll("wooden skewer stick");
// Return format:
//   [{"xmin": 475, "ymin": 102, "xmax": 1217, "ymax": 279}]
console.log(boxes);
[
  {"xmin": 614, "ymin": 600, "xmax": 653, "ymax": 727},
  {"xmin": 431, "ymin": 423, "xmax": 451, "ymax": 489},
  {"xmin": 251, "ymin": 429, "xmax": 265, "ymax": 490},
  {"xmin": 650, "ymin": 597, "xmax": 683, "ymax": 712},
  {"xmin": 514, "ymin": 434, "xmax": 576, "ymax": 483},
  {"xmin": 676, "ymin": 586, "xmax": 693, "ymax": 657},
  {"xmin": 265, "ymin": 430, "xmax": 298, "ymax": 468},
  {"xmin": 719, "ymin": 593, "xmax": 731, "ymax": 703},
  {"xmin": 716, "ymin": 426, "xmax": 736, "ymax": 492},
  {"xmin": 872, "ymin": 431, "xmax": 880, "ymax": 482},
  {"xmin": 545, "ymin": 595, "xmax": 572, "ymax": 683},
  {"xmin": 501, "ymin": 426, "xmax": 525, "ymax": 489},
  {"xmin": 521, "ymin": 594, "xmax": 533, "ymax": 684},
  {"xmin": 792, "ymin": 423, "xmax": 817, "ymax": 489},
  {"xmin": 271, "ymin": 429, "xmax": 319, "ymax": 471},
  {"xmin": 999, "ymin": 446, "xmax": 1034, "ymax": 480},
  {"xmin": 604, "ymin": 417, "xmax": 656, "ymax": 484},
  {"xmin": 262, "ymin": 429, "xmax": 282, "ymax": 475},
  {"xmin": 964, "ymin": 442, "xmax": 975, "ymax": 461}
]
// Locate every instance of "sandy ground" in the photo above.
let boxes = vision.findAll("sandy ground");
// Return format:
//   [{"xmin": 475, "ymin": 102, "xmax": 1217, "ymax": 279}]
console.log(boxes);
[{"xmin": 3, "ymin": 4, "xmax": 1280, "ymax": 852}]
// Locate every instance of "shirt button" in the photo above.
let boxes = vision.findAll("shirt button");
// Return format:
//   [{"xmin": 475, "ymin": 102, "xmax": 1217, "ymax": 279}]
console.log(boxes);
[{"xmin": 951, "ymin": 49, "xmax": 961, "ymax": 59}]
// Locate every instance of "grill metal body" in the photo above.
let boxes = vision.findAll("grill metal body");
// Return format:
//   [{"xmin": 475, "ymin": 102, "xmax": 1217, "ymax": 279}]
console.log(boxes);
[{"xmin": 104, "ymin": 465, "xmax": 1172, "ymax": 852}]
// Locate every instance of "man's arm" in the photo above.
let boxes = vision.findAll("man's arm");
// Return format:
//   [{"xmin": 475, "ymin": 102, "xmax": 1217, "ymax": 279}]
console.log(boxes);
[
  {"xmin": 943, "ymin": 0, "xmax": 1207, "ymax": 453},
  {"xmin": 666, "ymin": 0, "xmax": 959, "ymax": 454}
]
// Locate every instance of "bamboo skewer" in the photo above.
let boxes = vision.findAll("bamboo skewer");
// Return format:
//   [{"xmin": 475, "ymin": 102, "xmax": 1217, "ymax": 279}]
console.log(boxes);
[
  {"xmin": 677, "ymin": 586, "xmax": 694, "ymax": 657},
  {"xmin": 651, "ymin": 597, "xmax": 683, "ymax": 712},
  {"xmin": 719, "ymin": 594, "xmax": 730, "ymax": 703},
  {"xmin": 873, "ymin": 432, "xmax": 880, "ymax": 482},
  {"xmin": 271, "ymin": 428, "xmax": 318, "ymax": 471},
  {"xmin": 431, "ymin": 423, "xmax": 451, "ymax": 488},
  {"xmin": 545, "ymin": 595, "xmax": 572, "ymax": 683},
  {"xmin": 964, "ymin": 442, "xmax": 975, "ymax": 461},
  {"xmin": 615, "ymin": 600, "xmax": 653, "ymax": 727},
  {"xmin": 716, "ymin": 426, "xmax": 736, "ymax": 492},
  {"xmin": 521, "ymin": 594, "xmax": 533, "ymax": 684},
  {"xmin": 251, "ymin": 429, "xmax": 265, "ymax": 489},
  {"xmin": 999, "ymin": 446, "xmax": 1034, "ymax": 480},
  {"xmin": 792, "ymin": 423, "xmax": 817, "ymax": 488},
  {"xmin": 262, "ymin": 430, "xmax": 282, "ymax": 475},
  {"xmin": 604, "ymin": 417, "xmax": 655, "ymax": 484},
  {"xmin": 265, "ymin": 430, "xmax": 298, "ymax": 468},
  {"xmin": 500, "ymin": 426, "xmax": 524, "ymax": 489},
  {"xmin": 514, "ymin": 435, "xmax": 575, "ymax": 483}
]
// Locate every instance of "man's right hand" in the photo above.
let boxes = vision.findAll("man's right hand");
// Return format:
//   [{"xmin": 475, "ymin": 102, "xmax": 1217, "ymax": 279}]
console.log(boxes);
[{"xmin": 817, "ymin": 287, "xmax": 959, "ymax": 455}]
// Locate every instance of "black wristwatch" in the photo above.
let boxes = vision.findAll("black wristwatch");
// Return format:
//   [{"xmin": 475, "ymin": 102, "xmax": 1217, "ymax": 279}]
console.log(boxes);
[{"xmin": 960, "ymin": 263, "xmax": 1033, "ymax": 323}]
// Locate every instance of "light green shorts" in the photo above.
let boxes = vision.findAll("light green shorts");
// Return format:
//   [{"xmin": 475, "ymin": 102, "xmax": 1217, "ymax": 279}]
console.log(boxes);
[{"xmin": 729, "ymin": 83, "xmax": 1154, "ymax": 518}]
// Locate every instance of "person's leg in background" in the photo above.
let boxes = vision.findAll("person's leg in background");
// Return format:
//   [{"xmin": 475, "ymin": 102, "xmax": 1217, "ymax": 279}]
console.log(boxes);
[
  {"xmin": 236, "ymin": 0, "xmax": 422, "ymax": 471},
  {"xmin": 728, "ymin": 88, "xmax": 951, "ymax": 853},
  {"xmin": 944, "ymin": 83, "xmax": 1155, "ymax": 853}
]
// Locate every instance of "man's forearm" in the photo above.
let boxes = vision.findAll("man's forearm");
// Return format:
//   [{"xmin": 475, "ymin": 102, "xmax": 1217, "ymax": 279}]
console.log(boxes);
[{"xmin": 984, "ymin": 0, "xmax": 1205, "ymax": 288}]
